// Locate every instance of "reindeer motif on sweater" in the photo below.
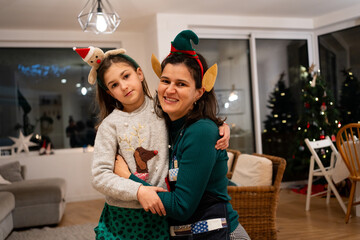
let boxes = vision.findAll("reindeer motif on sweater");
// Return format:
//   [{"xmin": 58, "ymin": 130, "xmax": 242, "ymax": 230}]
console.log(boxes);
[{"xmin": 119, "ymin": 123, "xmax": 158, "ymax": 181}]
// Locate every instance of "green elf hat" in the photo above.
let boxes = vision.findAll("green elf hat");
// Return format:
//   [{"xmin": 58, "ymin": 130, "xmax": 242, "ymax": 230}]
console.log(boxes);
[{"xmin": 151, "ymin": 30, "xmax": 218, "ymax": 92}]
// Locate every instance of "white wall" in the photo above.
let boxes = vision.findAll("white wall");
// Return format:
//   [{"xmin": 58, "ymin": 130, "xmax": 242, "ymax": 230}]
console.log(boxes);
[{"xmin": 0, "ymin": 149, "xmax": 103, "ymax": 202}]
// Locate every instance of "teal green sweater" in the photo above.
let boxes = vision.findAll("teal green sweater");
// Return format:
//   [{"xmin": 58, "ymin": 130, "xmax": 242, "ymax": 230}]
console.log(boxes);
[{"xmin": 130, "ymin": 117, "xmax": 239, "ymax": 233}]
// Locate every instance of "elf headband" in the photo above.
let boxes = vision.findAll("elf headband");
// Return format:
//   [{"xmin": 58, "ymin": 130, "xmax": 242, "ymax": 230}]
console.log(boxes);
[
  {"xmin": 151, "ymin": 30, "xmax": 217, "ymax": 92},
  {"xmin": 73, "ymin": 47, "xmax": 140, "ymax": 90}
]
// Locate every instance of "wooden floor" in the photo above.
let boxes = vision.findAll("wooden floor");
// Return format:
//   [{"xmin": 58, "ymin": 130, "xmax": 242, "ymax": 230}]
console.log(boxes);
[{"xmin": 58, "ymin": 189, "xmax": 360, "ymax": 239}]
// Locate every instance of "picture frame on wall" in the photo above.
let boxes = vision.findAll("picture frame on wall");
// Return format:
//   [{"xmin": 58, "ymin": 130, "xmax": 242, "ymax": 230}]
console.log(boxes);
[{"xmin": 215, "ymin": 89, "xmax": 244, "ymax": 115}]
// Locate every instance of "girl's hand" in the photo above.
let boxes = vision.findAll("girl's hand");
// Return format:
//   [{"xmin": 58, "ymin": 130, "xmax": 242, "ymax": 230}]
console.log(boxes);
[
  {"xmin": 137, "ymin": 185, "xmax": 167, "ymax": 216},
  {"xmin": 114, "ymin": 155, "xmax": 131, "ymax": 178},
  {"xmin": 216, "ymin": 122, "xmax": 230, "ymax": 150}
]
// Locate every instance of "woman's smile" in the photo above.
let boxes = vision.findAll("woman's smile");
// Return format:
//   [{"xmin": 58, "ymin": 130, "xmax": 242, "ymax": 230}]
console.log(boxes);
[{"xmin": 163, "ymin": 96, "xmax": 178, "ymax": 103}]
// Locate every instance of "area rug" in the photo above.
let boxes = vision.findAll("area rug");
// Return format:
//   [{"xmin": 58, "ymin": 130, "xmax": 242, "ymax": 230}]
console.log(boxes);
[{"xmin": 7, "ymin": 223, "xmax": 96, "ymax": 240}]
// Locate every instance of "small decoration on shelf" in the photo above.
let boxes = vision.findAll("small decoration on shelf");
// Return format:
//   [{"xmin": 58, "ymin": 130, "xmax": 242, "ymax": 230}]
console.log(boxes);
[
  {"xmin": 39, "ymin": 139, "xmax": 54, "ymax": 155},
  {"xmin": 9, "ymin": 130, "xmax": 37, "ymax": 154}
]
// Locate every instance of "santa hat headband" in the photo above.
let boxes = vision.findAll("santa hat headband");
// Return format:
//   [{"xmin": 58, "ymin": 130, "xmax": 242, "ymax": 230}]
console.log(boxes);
[{"xmin": 73, "ymin": 46, "xmax": 95, "ymax": 62}]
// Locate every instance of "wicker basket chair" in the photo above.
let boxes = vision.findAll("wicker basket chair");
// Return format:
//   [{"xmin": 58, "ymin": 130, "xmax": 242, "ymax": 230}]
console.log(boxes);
[{"xmin": 227, "ymin": 153, "xmax": 286, "ymax": 240}]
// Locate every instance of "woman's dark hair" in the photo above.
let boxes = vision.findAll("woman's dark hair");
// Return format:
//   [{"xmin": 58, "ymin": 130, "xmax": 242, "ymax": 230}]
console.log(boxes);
[
  {"xmin": 154, "ymin": 53, "xmax": 225, "ymax": 127},
  {"xmin": 95, "ymin": 54, "xmax": 152, "ymax": 128}
]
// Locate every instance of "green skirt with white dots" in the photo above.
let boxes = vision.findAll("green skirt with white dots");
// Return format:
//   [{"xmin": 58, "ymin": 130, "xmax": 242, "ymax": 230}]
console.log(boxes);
[{"xmin": 94, "ymin": 203, "xmax": 170, "ymax": 240}]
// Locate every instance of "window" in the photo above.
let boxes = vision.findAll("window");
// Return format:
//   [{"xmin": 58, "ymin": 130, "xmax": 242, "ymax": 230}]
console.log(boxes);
[
  {"xmin": 196, "ymin": 39, "xmax": 254, "ymax": 153},
  {"xmin": 0, "ymin": 47, "xmax": 104, "ymax": 150},
  {"xmin": 256, "ymin": 39, "xmax": 309, "ymax": 159},
  {"xmin": 318, "ymin": 26, "xmax": 360, "ymax": 125}
]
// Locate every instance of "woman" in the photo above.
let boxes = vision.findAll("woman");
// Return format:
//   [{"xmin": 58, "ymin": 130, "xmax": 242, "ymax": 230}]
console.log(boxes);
[{"xmin": 115, "ymin": 30, "xmax": 250, "ymax": 239}]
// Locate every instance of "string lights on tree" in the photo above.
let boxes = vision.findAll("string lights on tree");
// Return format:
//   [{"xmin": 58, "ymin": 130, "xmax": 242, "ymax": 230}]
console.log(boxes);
[{"xmin": 287, "ymin": 65, "xmax": 340, "ymax": 179}]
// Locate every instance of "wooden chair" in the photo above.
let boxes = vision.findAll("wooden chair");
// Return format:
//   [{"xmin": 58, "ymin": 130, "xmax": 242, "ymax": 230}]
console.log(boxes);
[
  {"xmin": 336, "ymin": 123, "xmax": 360, "ymax": 223},
  {"xmin": 227, "ymin": 153, "xmax": 286, "ymax": 240},
  {"xmin": 226, "ymin": 148, "xmax": 240, "ymax": 178},
  {"xmin": 304, "ymin": 137, "xmax": 347, "ymax": 214}
]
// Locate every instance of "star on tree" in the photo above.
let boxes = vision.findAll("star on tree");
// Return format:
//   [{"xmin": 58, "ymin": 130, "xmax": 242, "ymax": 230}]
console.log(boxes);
[{"xmin": 9, "ymin": 130, "xmax": 37, "ymax": 153}]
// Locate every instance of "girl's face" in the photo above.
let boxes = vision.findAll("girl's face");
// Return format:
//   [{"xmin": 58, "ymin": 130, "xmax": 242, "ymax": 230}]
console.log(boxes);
[
  {"xmin": 158, "ymin": 63, "xmax": 204, "ymax": 121},
  {"xmin": 104, "ymin": 62, "xmax": 145, "ymax": 112}
]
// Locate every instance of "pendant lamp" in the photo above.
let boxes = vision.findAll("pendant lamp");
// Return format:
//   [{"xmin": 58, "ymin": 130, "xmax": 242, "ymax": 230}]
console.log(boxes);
[{"xmin": 78, "ymin": 0, "xmax": 121, "ymax": 34}]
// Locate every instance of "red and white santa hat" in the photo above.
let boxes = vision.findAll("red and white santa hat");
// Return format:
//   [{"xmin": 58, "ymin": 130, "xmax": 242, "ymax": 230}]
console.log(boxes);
[{"xmin": 73, "ymin": 46, "xmax": 95, "ymax": 62}]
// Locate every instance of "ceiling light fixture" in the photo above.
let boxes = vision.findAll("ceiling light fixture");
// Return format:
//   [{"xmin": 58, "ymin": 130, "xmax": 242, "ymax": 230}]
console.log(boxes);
[{"xmin": 78, "ymin": 0, "xmax": 121, "ymax": 34}]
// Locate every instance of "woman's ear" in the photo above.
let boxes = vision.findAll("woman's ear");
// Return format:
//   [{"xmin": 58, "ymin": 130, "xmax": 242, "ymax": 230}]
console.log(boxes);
[
  {"xmin": 195, "ymin": 87, "xmax": 205, "ymax": 102},
  {"xmin": 136, "ymin": 67, "xmax": 144, "ymax": 81}
]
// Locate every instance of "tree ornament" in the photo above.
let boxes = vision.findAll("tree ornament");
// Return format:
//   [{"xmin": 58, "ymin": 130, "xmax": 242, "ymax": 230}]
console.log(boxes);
[
  {"xmin": 308, "ymin": 63, "xmax": 315, "ymax": 73},
  {"xmin": 325, "ymin": 116, "xmax": 329, "ymax": 124},
  {"xmin": 305, "ymin": 102, "xmax": 310, "ymax": 109},
  {"xmin": 320, "ymin": 102, "xmax": 327, "ymax": 111},
  {"xmin": 310, "ymin": 74, "xmax": 317, "ymax": 87},
  {"xmin": 299, "ymin": 145, "xmax": 305, "ymax": 151}
]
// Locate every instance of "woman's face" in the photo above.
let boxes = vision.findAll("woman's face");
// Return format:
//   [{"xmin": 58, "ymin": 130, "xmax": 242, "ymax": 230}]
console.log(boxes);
[
  {"xmin": 104, "ymin": 62, "xmax": 145, "ymax": 112},
  {"xmin": 158, "ymin": 63, "xmax": 204, "ymax": 121}
]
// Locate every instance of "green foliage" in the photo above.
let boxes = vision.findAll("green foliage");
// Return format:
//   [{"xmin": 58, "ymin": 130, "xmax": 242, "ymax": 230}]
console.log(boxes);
[
  {"xmin": 286, "ymin": 67, "xmax": 340, "ymax": 180},
  {"xmin": 262, "ymin": 73, "xmax": 298, "ymax": 161},
  {"xmin": 339, "ymin": 69, "xmax": 360, "ymax": 125}
]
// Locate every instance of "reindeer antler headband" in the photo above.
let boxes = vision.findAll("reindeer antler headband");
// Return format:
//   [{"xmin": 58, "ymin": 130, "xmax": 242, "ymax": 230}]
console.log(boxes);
[
  {"xmin": 151, "ymin": 30, "xmax": 218, "ymax": 92},
  {"xmin": 73, "ymin": 47, "xmax": 140, "ymax": 90}
]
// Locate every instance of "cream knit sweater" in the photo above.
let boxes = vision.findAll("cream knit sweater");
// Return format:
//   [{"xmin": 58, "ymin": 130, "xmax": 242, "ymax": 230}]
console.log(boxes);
[{"xmin": 91, "ymin": 96, "xmax": 169, "ymax": 209}]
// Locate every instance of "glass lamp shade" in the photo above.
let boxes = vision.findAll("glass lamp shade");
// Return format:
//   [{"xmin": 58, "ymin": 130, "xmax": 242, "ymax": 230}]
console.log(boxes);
[{"xmin": 78, "ymin": 0, "xmax": 121, "ymax": 34}]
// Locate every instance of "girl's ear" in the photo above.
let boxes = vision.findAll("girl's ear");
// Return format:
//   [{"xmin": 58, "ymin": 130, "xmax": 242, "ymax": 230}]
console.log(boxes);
[
  {"xmin": 136, "ymin": 67, "xmax": 144, "ymax": 81},
  {"xmin": 106, "ymin": 90, "xmax": 114, "ymax": 98}
]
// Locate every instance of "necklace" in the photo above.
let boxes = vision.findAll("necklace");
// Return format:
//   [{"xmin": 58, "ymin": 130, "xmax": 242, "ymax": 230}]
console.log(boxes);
[{"xmin": 169, "ymin": 124, "xmax": 185, "ymax": 151}]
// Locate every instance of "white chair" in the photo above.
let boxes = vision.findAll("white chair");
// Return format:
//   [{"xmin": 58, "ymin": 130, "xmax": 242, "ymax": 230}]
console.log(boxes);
[{"xmin": 304, "ymin": 136, "xmax": 347, "ymax": 214}]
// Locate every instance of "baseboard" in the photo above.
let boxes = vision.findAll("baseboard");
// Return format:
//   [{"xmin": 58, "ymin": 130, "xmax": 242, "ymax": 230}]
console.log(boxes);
[{"xmin": 66, "ymin": 193, "xmax": 104, "ymax": 203}]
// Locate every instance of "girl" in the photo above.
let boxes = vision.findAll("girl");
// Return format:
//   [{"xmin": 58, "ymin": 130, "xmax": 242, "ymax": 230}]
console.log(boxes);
[
  {"xmin": 115, "ymin": 30, "xmax": 250, "ymax": 239},
  {"xmin": 74, "ymin": 48, "xmax": 230, "ymax": 239}
]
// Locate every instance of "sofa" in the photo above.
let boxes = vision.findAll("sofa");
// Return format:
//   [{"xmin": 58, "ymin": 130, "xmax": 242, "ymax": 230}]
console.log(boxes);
[{"xmin": 0, "ymin": 161, "xmax": 66, "ymax": 239}]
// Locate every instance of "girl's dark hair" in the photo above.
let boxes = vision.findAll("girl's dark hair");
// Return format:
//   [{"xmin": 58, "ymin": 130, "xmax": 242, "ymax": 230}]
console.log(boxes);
[
  {"xmin": 95, "ymin": 54, "xmax": 152, "ymax": 128},
  {"xmin": 154, "ymin": 53, "xmax": 225, "ymax": 127}
]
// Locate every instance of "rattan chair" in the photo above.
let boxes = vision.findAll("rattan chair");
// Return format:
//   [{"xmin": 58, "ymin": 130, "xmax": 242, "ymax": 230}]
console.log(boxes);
[
  {"xmin": 336, "ymin": 123, "xmax": 360, "ymax": 223},
  {"xmin": 227, "ymin": 153, "xmax": 286, "ymax": 240}
]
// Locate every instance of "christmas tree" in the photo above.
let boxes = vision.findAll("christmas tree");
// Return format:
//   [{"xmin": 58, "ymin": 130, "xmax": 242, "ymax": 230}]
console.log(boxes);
[
  {"xmin": 339, "ymin": 69, "xmax": 360, "ymax": 125},
  {"xmin": 285, "ymin": 65, "xmax": 340, "ymax": 180},
  {"xmin": 262, "ymin": 72, "xmax": 298, "ymax": 159}
]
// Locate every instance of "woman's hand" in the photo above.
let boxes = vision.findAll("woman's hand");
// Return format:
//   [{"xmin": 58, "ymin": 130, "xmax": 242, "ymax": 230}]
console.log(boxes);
[
  {"xmin": 114, "ymin": 155, "xmax": 131, "ymax": 178},
  {"xmin": 137, "ymin": 185, "xmax": 167, "ymax": 216},
  {"xmin": 216, "ymin": 122, "xmax": 230, "ymax": 150}
]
